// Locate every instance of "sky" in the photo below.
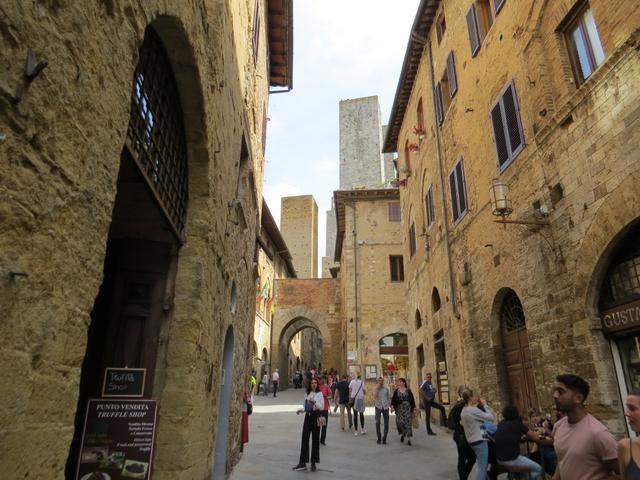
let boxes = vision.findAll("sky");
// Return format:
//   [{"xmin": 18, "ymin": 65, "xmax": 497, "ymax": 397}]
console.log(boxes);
[{"xmin": 263, "ymin": 0, "xmax": 420, "ymax": 270}]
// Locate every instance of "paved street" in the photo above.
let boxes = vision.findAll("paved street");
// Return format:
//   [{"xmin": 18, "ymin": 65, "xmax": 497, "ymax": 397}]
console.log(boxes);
[{"xmin": 230, "ymin": 388, "xmax": 459, "ymax": 480}]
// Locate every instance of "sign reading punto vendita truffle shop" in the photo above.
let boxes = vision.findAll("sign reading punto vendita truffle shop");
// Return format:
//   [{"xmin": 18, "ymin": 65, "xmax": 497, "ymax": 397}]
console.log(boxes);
[
  {"xmin": 76, "ymin": 399, "xmax": 158, "ymax": 480},
  {"xmin": 601, "ymin": 299, "xmax": 640, "ymax": 335}
]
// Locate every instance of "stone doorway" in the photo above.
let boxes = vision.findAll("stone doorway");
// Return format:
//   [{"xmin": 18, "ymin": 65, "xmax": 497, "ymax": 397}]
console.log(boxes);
[
  {"xmin": 499, "ymin": 289, "xmax": 538, "ymax": 415},
  {"xmin": 213, "ymin": 326, "xmax": 235, "ymax": 480},
  {"xmin": 65, "ymin": 25, "xmax": 188, "ymax": 477}
]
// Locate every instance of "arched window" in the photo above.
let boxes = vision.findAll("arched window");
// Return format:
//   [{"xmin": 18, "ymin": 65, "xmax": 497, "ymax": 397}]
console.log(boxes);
[
  {"xmin": 417, "ymin": 97, "xmax": 424, "ymax": 130},
  {"xmin": 127, "ymin": 27, "xmax": 189, "ymax": 237},
  {"xmin": 599, "ymin": 222, "xmax": 640, "ymax": 310},
  {"xmin": 500, "ymin": 290, "xmax": 526, "ymax": 333},
  {"xmin": 415, "ymin": 309, "xmax": 422, "ymax": 329},
  {"xmin": 432, "ymin": 287, "xmax": 442, "ymax": 313}
]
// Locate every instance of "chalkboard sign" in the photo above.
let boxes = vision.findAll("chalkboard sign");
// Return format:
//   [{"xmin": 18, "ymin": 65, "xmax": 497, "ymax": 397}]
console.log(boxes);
[{"xmin": 102, "ymin": 368, "xmax": 146, "ymax": 398}]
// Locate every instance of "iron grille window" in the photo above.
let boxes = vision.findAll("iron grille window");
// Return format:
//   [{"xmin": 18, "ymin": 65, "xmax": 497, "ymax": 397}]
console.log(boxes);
[
  {"xmin": 127, "ymin": 27, "xmax": 188, "ymax": 237},
  {"xmin": 607, "ymin": 256, "xmax": 640, "ymax": 303},
  {"xmin": 388, "ymin": 202, "xmax": 401, "ymax": 222},
  {"xmin": 390, "ymin": 255, "xmax": 404, "ymax": 282},
  {"xmin": 501, "ymin": 290, "xmax": 526, "ymax": 333}
]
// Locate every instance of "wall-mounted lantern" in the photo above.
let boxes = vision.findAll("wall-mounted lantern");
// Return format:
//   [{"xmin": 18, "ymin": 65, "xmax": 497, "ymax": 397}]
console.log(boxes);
[{"xmin": 489, "ymin": 179, "xmax": 549, "ymax": 227}]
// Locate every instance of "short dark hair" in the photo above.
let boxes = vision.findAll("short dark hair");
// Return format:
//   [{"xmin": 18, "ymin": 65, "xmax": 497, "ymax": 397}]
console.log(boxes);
[
  {"xmin": 502, "ymin": 405, "xmax": 520, "ymax": 421},
  {"xmin": 556, "ymin": 374, "xmax": 590, "ymax": 402}
]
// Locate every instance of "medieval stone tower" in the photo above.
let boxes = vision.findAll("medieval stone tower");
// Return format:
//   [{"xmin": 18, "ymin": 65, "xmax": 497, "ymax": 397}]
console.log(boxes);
[
  {"xmin": 281, "ymin": 195, "xmax": 318, "ymax": 278},
  {"xmin": 322, "ymin": 96, "xmax": 397, "ymax": 277}
]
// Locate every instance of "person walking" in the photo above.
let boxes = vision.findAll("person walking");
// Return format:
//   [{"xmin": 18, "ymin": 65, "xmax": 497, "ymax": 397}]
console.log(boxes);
[
  {"xmin": 334, "ymin": 374, "xmax": 353, "ymax": 431},
  {"xmin": 618, "ymin": 390, "xmax": 640, "ymax": 479},
  {"xmin": 272, "ymin": 368, "xmax": 280, "ymax": 397},
  {"xmin": 419, "ymin": 372, "xmax": 447, "ymax": 435},
  {"xmin": 349, "ymin": 373, "xmax": 366, "ymax": 436},
  {"xmin": 374, "ymin": 376, "xmax": 391, "ymax": 445},
  {"xmin": 552, "ymin": 374, "xmax": 618, "ymax": 480},
  {"xmin": 293, "ymin": 378, "xmax": 324, "ymax": 472},
  {"xmin": 460, "ymin": 389, "xmax": 495, "ymax": 480},
  {"xmin": 494, "ymin": 405, "xmax": 544, "ymax": 478},
  {"xmin": 318, "ymin": 376, "xmax": 331, "ymax": 446},
  {"xmin": 449, "ymin": 387, "xmax": 476, "ymax": 480},
  {"xmin": 260, "ymin": 372, "xmax": 269, "ymax": 396},
  {"xmin": 391, "ymin": 377, "xmax": 416, "ymax": 446}
]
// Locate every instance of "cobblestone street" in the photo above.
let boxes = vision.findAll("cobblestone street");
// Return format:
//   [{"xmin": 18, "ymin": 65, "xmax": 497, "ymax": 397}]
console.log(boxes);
[{"xmin": 230, "ymin": 388, "xmax": 459, "ymax": 480}]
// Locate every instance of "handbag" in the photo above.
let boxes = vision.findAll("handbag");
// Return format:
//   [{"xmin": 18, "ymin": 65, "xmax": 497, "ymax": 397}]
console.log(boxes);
[
  {"xmin": 349, "ymin": 380, "xmax": 363, "ymax": 408},
  {"xmin": 317, "ymin": 415, "xmax": 327, "ymax": 428},
  {"xmin": 412, "ymin": 410, "xmax": 420, "ymax": 429},
  {"xmin": 247, "ymin": 401, "xmax": 253, "ymax": 415}
]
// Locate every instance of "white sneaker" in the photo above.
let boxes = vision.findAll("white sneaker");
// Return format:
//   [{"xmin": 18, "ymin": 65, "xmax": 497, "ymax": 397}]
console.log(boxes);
[
  {"xmin": 354, "ymin": 431, "xmax": 358, "ymax": 436},
  {"xmin": 361, "ymin": 429, "xmax": 366, "ymax": 435}
]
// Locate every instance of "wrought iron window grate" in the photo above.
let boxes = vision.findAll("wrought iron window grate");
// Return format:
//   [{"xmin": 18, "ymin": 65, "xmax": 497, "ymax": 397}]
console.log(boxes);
[
  {"xmin": 501, "ymin": 291, "xmax": 526, "ymax": 333},
  {"xmin": 126, "ymin": 27, "xmax": 188, "ymax": 237}
]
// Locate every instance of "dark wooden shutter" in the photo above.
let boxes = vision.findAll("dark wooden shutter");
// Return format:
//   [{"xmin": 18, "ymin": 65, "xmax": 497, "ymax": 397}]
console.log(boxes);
[
  {"xmin": 398, "ymin": 256, "xmax": 404, "ymax": 281},
  {"xmin": 456, "ymin": 160, "xmax": 467, "ymax": 215},
  {"xmin": 466, "ymin": 5, "xmax": 481, "ymax": 57},
  {"xmin": 491, "ymin": 102, "xmax": 509, "ymax": 168},
  {"xmin": 494, "ymin": 0, "xmax": 506, "ymax": 14},
  {"xmin": 447, "ymin": 52, "xmax": 457, "ymax": 97},
  {"xmin": 449, "ymin": 170, "xmax": 459, "ymax": 221},
  {"xmin": 502, "ymin": 83, "xmax": 524, "ymax": 156},
  {"xmin": 434, "ymin": 83, "xmax": 443, "ymax": 125}
]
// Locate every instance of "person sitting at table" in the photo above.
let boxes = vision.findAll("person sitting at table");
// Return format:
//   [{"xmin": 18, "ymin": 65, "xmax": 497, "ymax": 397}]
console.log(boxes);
[{"xmin": 494, "ymin": 405, "xmax": 544, "ymax": 479}]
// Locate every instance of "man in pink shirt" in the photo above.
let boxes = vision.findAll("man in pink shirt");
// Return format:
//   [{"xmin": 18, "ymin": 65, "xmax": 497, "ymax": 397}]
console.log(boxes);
[{"xmin": 552, "ymin": 374, "xmax": 619, "ymax": 480}]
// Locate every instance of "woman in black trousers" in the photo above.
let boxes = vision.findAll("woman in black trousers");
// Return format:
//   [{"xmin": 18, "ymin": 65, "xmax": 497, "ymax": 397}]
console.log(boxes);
[{"xmin": 293, "ymin": 378, "xmax": 324, "ymax": 472}]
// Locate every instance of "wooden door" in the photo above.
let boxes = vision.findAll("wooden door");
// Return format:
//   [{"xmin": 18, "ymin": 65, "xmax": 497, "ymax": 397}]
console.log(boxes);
[
  {"xmin": 503, "ymin": 329, "xmax": 537, "ymax": 414},
  {"xmin": 501, "ymin": 291, "xmax": 538, "ymax": 414},
  {"xmin": 100, "ymin": 239, "xmax": 171, "ymax": 397}
]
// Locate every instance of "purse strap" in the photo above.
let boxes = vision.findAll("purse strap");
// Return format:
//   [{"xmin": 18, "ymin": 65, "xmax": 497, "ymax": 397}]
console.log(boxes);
[{"xmin": 353, "ymin": 380, "xmax": 363, "ymax": 398}]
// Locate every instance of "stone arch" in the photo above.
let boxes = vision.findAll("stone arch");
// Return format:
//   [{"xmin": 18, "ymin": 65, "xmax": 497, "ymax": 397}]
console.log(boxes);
[
  {"xmin": 574, "ymin": 170, "xmax": 640, "ymax": 318},
  {"xmin": 271, "ymin": 305, "xmax": 336, "ymax": 389}
]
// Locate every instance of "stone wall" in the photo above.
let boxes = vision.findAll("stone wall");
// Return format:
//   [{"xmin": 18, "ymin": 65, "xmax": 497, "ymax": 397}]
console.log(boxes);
[
  {"xmin": 393, "ymin": 0, "xmax": 640, "ymax": 432},
  {"xmin": 0, "ymin": 0, "xmax": 273, "ymax": 477},
  {"xmin": 339, "ymin": 96, "xmax": 385, "ymax": 189},
  {"xmin": 280, "ymin": 195, "xmax": 318, "ymax": 278},
  {"xmin": 271, "ymin": 278, "xmax": 343, "ymax": 382},
  {"xmin": 337, "ymin": 193, "xmax": 407, "ymax": 400}
]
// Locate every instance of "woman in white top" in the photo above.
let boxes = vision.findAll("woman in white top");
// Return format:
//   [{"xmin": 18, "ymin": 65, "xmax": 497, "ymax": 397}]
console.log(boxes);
[
  {"xmin": 460, "ymin": 389, "xmax": 495, "ymax": 480},
  {"xmin": 293, "ymin": 378, "xmax": 324, "ymax": 472}
]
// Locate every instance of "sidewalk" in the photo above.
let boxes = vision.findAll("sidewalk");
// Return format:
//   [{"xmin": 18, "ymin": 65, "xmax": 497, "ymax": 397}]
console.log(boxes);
[{"xmin": 230, "ymin": 388, "xmax": 459, "ymax": 480}]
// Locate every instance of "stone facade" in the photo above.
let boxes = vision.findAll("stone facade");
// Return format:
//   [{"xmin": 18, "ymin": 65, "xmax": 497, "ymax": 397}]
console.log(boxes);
[
  {"xmin": 339, "ymin": 96, "xmax": 386, "ymax": 190},
  {"xmin": 271, "ymin": 279, "xmax": 343, "ymax": 383},
  {"xmin": 280, "ymin": 195, "xmax": 318, "ymax": 279},
  {"xmin": 0, "ymin": 1, "xmax": 292, "ymax": 478},
  {"xmin": 253, "ymin": 200, "xmax": 295, "ymax": 379},
  {"xmin": 383, "ymin": 0, "xmax": 640, "ymax": 433},
  {"xmin": 334, "ymin": 189, "xmax": 407, "ymax": 400}
]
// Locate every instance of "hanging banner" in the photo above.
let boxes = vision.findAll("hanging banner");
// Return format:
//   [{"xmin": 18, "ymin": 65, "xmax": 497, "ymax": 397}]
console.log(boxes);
[{"xmin": 76, "ymin": 399, "xmax": 158, "ymax": 480}]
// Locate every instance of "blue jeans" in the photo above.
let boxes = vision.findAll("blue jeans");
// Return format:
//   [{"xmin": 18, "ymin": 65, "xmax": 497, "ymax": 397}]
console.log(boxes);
[
  {"xmin": 470, "ymin": 441, "xmax": 489, "ymax": 480},
  {"xmin": 498, "ymin": 456, "xmax": 544, "ymax": 479}
]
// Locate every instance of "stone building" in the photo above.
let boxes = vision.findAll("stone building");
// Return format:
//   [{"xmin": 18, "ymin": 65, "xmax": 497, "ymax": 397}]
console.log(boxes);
[
  {"xmin": 253, "ymin": 200, "xmax": 296, "ymax": 380},
  {"xmin": 0, "ymin": 0, "xmax": 292, "ymax": 478},
  {"xmin": 383, "ymin": 0, "xmax": 639, "ymax": 433},
  {"xmin": 281, "ymin": 195, "xmax": 318, "ymax": 279},
  {"xmin": 333, "ymin": 189, "xmax": 408, "ymax": 398}
]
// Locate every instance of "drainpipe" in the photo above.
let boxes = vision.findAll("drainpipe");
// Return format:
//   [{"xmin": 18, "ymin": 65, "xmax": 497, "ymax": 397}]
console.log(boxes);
[
  {"xmin": 426, "ymin": 40, "xmax": 460, "ymax": 320},
  {"xmin": 352, "ymin": 203, "xmax": 361, "ymax": 369}
]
